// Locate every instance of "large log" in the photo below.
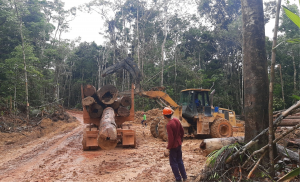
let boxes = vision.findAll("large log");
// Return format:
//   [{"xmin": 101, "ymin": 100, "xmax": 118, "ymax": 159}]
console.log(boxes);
[
  {"xmin": 82, "ymin": 96, "xmax": 95, "ymax": 106},
  {"xmin": 97, "ymin": 107, "xmax": 117, "ymax": 150},
  {"xmin": 97, "ymin": 85, "xmax": 118, "ymax": 105},
  {"xmin": 110, "ymin": 98, "xmax": 121, "ymax": 110},
  {"xmin": 286, "ymin": 139, "xmax": 300, "ymax": 148},
  {"xmin": 83, "ymin": 84, "xmax": 96, "ymax": 97},
  {"xmin": 89, "ymin": 103, "xmax": 103, "ymax": 118},
  {"xmin": 116, "ymin": 106, "xmax": 130, "ymax": 117},
  {"xmin": 277, "ymin": 119, "xmax": 300, "ymax": 126},
  {"xmin": 285, "ymin": 116, "xmax": 300, "ymax": 119},
  {"xmin": 200, "ymin": 137, "xmax": 244, "ymax": 156},
  {"xmin": 276, "ymin": 144, "xmax": 299, "ymax": 162},
  {"xmin": 120, "ymin": 96, "xmax": 131, "ymax": 107}
]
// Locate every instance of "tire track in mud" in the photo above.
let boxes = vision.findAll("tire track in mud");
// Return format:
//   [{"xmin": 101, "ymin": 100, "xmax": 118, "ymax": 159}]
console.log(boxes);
[
  {"xmin": 0, "ymin": 111, "xmax": 208, "ymax": 182},
  {"xmin": 0, "ymin": 124, "xmax": 84, "ymax": 182}
]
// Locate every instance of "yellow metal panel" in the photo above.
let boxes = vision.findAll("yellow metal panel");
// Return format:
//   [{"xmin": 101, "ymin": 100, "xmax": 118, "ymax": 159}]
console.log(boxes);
[
  {"xmin": 139, "ymin": 91, "xmax": 179, "ymax": 107},
  {"xmin": 86, "ymin": 131, "xmax": 98, "ymax": 147},
  {"xmin": 121, "ymin": 129, "xmax": 135, "ymax": 145}
]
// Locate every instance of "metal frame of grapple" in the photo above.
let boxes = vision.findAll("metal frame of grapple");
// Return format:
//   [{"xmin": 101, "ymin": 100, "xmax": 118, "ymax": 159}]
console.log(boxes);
[{"xmin": 81, "ymin": 83, "xmax": 136, "ymax": 150}]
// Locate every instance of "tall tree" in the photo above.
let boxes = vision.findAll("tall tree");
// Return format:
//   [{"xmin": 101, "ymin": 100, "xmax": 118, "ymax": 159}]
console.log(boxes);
[
  {"xmin": 241, "ymin": 0, "xmax": 269, "ymax": 148},
  {"xmin": 268, "ymin": 0, "xmax": 281, "ymax": 176},
  {"xmin": 12, "ymin": 0, "xmax": 30, "ymax": 120}
]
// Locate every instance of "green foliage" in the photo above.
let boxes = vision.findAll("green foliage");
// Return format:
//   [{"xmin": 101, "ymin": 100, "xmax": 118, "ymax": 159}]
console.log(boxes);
[
  {"xmin": 291, "ymin": 94, "xmax": 300, "ymax": 100},
  {"xmin": 277, "ymin": 167, "xmax": 300, "ymax": 181},
  {"xmin": 206, "ymin": 143, "xmax": 239, "ymax": 167},
  {"xmin": 0, "ymin": 0, "xmax": 299, "ymax": 115},
  {"xmin": 282, "ymin": 5, "xmax": 300, "ymax": 28}
]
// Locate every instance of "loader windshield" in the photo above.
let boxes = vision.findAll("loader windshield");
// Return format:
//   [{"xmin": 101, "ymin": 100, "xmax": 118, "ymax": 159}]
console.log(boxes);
[
  {"xmin": 179, "ymin": 90, "xmax": 198, "ymax": 119},
  {"xmin": 179, "ymin": 90, "xmax": 211, "ymax": 119}
]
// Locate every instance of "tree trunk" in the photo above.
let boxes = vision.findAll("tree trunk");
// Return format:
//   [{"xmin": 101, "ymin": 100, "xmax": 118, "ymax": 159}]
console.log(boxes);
[
  {"xmin": 268, "ymin": 0, "xmax": 281, "ymax": 176},
  {"xmin": 13, "ymin": 0, "xmax": 29, "ymax": 120},
  {"xmin": 293, "ymin": 55, "xmax": 296, "ymax": 93},
  {"xmin": 160, "ymin": 2, "xmax": 168, "ymax": 87},
  {"xmin": 241, "ymin": 0, "xmax": 269, "ymax": 149},
  {"xmin": 98, "ymin": 107, "xmax": 117, "ymax": 150},
  {"xmin": 279, "ymin": 64, "xmax": 285, "ymax": 109},
  {"xmin": 137, "ymin": 5, "xmax": 140, "ymax": 70},
  {"xmin": 97, "ymin": 85, "xmax": 118, "ymax": 105}
]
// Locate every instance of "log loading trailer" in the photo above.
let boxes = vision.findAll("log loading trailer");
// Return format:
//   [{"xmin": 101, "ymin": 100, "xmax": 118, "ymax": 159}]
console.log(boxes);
[{"xmin": 81, "ymin": 83, "xmax": 136, "ymax": 150}]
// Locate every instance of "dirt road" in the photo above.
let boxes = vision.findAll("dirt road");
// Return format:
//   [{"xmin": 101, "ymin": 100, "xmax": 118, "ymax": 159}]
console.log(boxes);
[{"xmin": 0, "ymin": 111, "xmax": 207, "ymax": 182}]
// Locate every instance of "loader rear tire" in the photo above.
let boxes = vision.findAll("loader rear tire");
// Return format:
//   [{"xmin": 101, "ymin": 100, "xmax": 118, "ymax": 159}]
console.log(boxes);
[
  {"xmin": 158, "ymin": 120, "xmax": 168, "ymax": 141},
  {"xmin": 210, "ymin": 118, "xmax": 233, "ymax": 138},
  {"xmin": 150, "ymin": 118, "xmax": 160, "ymax": 138},
  {"xmin": 82, "ymin": 130, "xmax": 89, "ymax": 151}
]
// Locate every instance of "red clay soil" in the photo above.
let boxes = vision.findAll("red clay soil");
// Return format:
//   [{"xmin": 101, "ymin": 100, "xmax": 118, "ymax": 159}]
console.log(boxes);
[{"xmin": 0, "ymin": 109, "xmax": 245, "ymax": 182}]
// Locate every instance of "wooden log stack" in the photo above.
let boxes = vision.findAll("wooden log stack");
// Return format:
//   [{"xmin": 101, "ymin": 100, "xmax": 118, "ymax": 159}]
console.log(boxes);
[
  {"xmin": 82, "ymin": 84, "xmax": 131, "ymax": 119},
  {"xmin": 274, "ymin": 112, "xmax": 300, "ymax": 126}
]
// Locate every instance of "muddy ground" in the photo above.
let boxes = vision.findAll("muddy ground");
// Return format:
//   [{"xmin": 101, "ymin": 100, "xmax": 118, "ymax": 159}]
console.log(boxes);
[{"xmin": 0, "ymin": 109, "xmax": 245, "ymax": 182}]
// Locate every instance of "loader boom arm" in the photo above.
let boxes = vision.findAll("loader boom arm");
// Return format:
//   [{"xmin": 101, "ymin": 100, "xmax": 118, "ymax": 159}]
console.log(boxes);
[{"xmin": 139, "ymin": 91, "xmax": 179, "ymax": 108}]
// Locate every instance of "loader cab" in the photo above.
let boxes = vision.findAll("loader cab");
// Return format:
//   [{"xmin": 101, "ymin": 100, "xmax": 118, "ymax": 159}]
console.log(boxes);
[{"xmin": 179, "ymin": 89, "xmax": 211, "ymax": 119}]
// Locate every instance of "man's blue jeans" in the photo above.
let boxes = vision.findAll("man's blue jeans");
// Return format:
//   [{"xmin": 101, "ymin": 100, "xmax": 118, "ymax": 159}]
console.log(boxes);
[{"xmin": 169, "ymin": 145, "xmax": 187, "ymax": 181}]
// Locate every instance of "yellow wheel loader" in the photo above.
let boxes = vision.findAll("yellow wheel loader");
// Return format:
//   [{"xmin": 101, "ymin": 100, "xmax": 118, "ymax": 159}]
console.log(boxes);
[{"xmin": 140, "ymin": 88, "xmax": 236, "ymax": 141}]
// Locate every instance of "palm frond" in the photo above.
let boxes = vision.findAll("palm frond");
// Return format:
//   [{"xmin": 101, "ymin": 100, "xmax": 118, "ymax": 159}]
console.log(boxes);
[
  {"xmin": 206, "ymin": 142, "xmax": 240, "ymax": 167},
  {"xmin": 282, "ymin": 5, "xmax": 300, "ymax": 28}
]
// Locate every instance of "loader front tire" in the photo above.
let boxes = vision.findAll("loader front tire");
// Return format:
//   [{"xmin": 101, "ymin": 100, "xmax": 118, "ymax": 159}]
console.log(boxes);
[
  {"xmin": 210, "ymin": 118, "xmax": 233, "ymax": 138},
  {"xmin": 158, "ymin": 120, "xmax": 168, "ymax": 141}
]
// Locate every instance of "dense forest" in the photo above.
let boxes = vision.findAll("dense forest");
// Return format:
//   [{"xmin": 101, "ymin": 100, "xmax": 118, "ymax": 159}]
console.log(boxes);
[{"xmin": 0, "ymin": 0, "xmax": 299, "ymax": 116}]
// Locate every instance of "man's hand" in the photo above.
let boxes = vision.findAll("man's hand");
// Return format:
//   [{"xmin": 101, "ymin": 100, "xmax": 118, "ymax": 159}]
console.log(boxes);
[{"xmin": 164, "ymin": 149, "xmax": 170, "ymax": 157}]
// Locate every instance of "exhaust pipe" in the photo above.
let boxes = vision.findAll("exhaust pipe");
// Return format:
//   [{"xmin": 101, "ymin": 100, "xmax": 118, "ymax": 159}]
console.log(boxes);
[{"xmin": 210, "ymin": 89, "xmax": 215, "ymax": 107}]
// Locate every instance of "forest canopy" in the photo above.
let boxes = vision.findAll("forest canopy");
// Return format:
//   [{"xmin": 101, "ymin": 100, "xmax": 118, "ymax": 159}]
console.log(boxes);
[{"xmin": 0, "ymin": 0, "xmax": 299, "ymax": 115}]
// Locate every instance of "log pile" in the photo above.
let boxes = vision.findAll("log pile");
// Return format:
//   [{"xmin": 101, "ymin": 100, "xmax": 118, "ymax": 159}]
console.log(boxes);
[
  {"xmin": 274, "ymin": 112, "xmax": 300, "ymax": 126},
  {"xmin": 82, "ymin": 84, "xmax": 131, "ymax": 119}
]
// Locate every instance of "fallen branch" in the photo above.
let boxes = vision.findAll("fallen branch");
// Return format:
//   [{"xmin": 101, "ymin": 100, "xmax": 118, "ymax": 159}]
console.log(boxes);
[
  {"xmin": 243, "ymin": 122, "xmax": 300, "ymax": 167},
  {"xmin": 226, "ymin": 101, "xmax": 300, "ymax": 163},
  {"xmin": 247, "ymin": 151, "xmax": 267, "ymax": 179}
]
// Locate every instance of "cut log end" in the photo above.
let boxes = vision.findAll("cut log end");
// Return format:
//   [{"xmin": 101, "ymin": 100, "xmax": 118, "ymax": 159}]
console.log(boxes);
[
  {"xmin": 200, "ymin": 137, "xmax": 244, "ymax": 156},
  {"xmin": 97, "ymin": 85, "xmax": 118, "ymax": 104},
  {"xmin": 117, "ymin": 107, "xmax": 130, "ymax": 117},
  {"xmin": 89, "ymin": 104, "xmax": 103, "ymax": 118},
  {"xmin": 83, "ymin": 84, "xmax": 96, "ymax": 97},
  {"xmin": 97, "ymin": 137, "xmax": 118, "ymax": 150},
  {"xmin": 82, "ymin": 96, "xmax": 95, "ymax": 106},
  {"xmin": 120, "ymin": 96, "xmax": 131, "ymax": 107}
]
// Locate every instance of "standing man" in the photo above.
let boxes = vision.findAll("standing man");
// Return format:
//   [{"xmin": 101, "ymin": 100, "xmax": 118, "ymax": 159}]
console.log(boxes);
[
  {"xmin": 163, "ymin": 107, "xmax": 187, "ymax": 182},
  {"xmin": 141, "ymin": 112, "xmax": 147, "ymax": 126}
]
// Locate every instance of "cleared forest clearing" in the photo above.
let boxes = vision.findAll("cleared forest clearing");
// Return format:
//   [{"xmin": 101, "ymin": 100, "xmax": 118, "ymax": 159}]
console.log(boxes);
[{"xmin": 0, "ymin": 110, "xmax": 211, "ymax": 182}]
